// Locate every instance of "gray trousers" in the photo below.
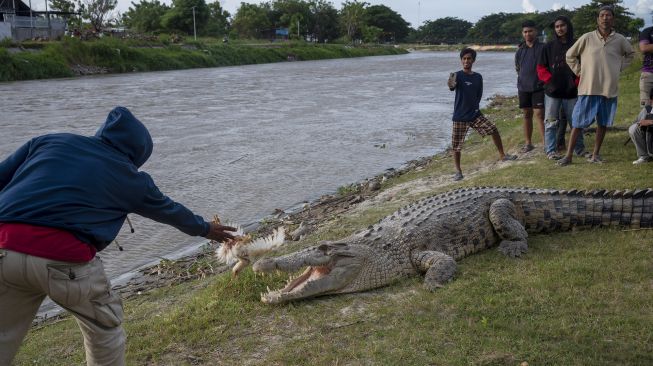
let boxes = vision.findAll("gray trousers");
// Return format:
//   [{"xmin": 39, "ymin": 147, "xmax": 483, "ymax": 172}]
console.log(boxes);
[
  {"xmin": 640, "ymin": 71, "xmax": 653, "ymax": 107},
  {"xmin": 628, "ymin": 123, "xmax": 653, "ymax": 158},
  {"xmin": 0, "ymin": 249, "xmax": 126, "ymax": 365}
]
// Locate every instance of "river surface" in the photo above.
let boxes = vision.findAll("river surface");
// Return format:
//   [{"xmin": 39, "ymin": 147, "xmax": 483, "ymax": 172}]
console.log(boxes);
[{"xmin": 0, "ymin": 51, "xmax": 516, "ymax": 280}]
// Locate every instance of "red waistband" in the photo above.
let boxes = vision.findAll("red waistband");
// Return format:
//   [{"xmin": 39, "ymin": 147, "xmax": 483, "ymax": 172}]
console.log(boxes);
[{"xmin": 0, "ymin": 222, "xmax": 95, "ymax": 262}]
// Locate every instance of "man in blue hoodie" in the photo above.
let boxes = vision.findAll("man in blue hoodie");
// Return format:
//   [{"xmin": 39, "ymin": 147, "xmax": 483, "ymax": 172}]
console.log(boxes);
[{"xmin": 0, "ymin": 107, "xmax": 236, "ymax": 365}]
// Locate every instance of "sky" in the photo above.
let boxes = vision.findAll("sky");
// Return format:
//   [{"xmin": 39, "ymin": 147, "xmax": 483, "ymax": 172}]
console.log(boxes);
[
  {"xmin": 27, "ymin": 0, "xmax": 653, "ymax": 28},
  {"xmin": 206, "ymin": 1, "xmax": 653, "ymax": 27},
  {"xmin": 159, "ymin": 0, "xmax": 653, "ymax": 27}
]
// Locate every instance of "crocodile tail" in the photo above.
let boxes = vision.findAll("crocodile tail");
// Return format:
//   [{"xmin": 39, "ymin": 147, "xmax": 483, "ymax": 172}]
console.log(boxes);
[
  {"xmin": 514, "ymin": 188, "xmax": 653, "ymax": 232},
  {"xmin": 569, "ymin": 188, "xmax": 653, "ymax": 229},
  {"xmin": 605, "ymin": 189, "xmax": 653, "ymax": 229}
]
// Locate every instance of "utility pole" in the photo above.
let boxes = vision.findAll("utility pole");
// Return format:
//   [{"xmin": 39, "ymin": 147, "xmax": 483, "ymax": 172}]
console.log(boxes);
[
  {"xmin": 192, "ymin": 6, "xmax": 197, "ymax": 40},
  {"xmin": 28, "ymin": 0, "xmax": 33, "ymax": 38},
  {"xmin": 45, "ymin": 0, "xmax": 51, "ymax": 39},
  {"xmin": 417, "ymin": 1, "xmax": 421, "ymax": 28}
]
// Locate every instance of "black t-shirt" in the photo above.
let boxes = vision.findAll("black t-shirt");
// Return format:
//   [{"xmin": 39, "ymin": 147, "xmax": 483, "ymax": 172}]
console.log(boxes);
[
  {"xmin": 639, "ymin": 26, "xmax": 653, "ymax": 72},
  {"xmin": 452, "ymin": 71, "xmax": 483, "ymax": 122},
  {"xmin": 515, "ymin": 41, "xmax": 545, "ymax": 92}
]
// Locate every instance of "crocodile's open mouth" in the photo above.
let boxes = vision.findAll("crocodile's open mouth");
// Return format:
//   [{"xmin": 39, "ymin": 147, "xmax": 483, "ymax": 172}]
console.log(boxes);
[
  {"xmin": 259, "ymin": 265, "xmax": 333, "ymax": 304},
  {"xmin": 252, "ymin": 242, "xmax": 365, "ymax": 304}
]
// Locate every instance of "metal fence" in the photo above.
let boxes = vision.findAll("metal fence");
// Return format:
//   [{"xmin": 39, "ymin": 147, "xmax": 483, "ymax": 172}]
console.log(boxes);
[{"xmin": 1, "ymin": 14, "xmax": 66, "ymax": 40}]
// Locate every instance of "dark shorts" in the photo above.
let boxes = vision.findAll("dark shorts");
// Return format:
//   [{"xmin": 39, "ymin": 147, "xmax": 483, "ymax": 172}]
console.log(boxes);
[
  {"xmin": 518, "ymin": 90, "xmax": 545, "ymax": 109},
  {"xmin": 452, "ymin": 114, "xmax": 498, "ymax": 152}
]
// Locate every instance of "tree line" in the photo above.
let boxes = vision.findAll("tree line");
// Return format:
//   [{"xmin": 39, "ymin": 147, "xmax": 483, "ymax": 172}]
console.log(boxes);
[
  {"xmin": 119, "ymin": 0, "xmax": 411, "ymax": 42},
  {"xmin": 48, "ymin": 0, "xmax": 644, "ymax": 43},
  {"xmin": 421, "ymin": 0, "xmax": 643, "ymax": 45}
]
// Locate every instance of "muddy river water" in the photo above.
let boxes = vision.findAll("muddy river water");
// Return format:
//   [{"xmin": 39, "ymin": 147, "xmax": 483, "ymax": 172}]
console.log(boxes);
[{"xmin": 0, "ymin": 51, "xmax": 516, "ymax": 280}]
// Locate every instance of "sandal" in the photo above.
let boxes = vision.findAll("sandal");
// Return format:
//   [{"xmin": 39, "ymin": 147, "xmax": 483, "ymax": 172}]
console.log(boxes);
[
  {"xmin": 556, "ymin": 157, "xmax": 571, "ymax": 166},
  {"xmin": 520, "ymin": 144, "xmax": 534, "ymax": 153},
  {"xmin": 453, "ymin": 172, "xmax": 464, "ymax": 181},
  {"xmin": 501, "ymin": 154, "xmax": 517, "ymax": 161},
  {"xmin": 587, "ymin": 155, "xmax": 605, "ymax": 164},
  {"xmin": 547, "ymin": 152, "xmax": 562, "ymax": 160}
]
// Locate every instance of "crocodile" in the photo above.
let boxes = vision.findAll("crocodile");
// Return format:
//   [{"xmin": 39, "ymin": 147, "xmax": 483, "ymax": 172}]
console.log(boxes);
[{"xmin": 253, "ymin": 187, "xmax": 653, "ymax": 304}]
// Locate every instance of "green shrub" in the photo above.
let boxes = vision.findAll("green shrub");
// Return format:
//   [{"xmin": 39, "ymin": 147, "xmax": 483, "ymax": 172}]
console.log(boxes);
[
  {"xmin": 0, "ymin": 40, "xmax": 407, "ymax": 82},
  {"xmin": 0, "ymin": 45, "xmax": 72, "ymax": 81}
]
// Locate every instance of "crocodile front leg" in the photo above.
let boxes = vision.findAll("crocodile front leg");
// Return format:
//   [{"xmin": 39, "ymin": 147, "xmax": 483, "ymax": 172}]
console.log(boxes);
[
  {"xmin": 489, "ymin": 198, "xmax": 528, "ymax": 258},
  {"xmin": 412, "ymin": 251, "xmax": 457, "ymax": 291}
]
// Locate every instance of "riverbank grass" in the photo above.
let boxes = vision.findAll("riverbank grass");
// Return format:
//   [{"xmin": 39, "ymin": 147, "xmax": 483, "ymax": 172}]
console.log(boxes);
[
  {"xmin": 14, "ymin": 60, "xmax": 652, "ymax": 365},
  {"xmin": 0, "ymin": 38, "xmax": 406, "ymax": 82}
]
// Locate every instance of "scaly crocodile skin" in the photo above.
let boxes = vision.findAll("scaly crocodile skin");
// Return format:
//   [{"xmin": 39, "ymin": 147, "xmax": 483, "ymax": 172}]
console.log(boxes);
[{"xmin": 253, "ymin": 187, "xmax": 653, "ymax": 304}]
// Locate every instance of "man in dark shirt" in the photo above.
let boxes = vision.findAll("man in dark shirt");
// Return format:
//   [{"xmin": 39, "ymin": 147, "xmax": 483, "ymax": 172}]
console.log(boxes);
[
  {"xmin": 537, "ymin": 15, "xmax": 586, "ymax": 160},
  {"xmin": 447, "ymin": 48, "xmax": 516, "ymax": 181},
  {"xmin": 515, "ymin": 20, "xmax": 545, "ymax": 153}
]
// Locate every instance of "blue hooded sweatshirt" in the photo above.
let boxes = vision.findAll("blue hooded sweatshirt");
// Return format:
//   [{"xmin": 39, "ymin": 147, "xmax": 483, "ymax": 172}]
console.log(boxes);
[{"xmin": 0, "ymin": 106, "xmax": 210, "ymax": 251}]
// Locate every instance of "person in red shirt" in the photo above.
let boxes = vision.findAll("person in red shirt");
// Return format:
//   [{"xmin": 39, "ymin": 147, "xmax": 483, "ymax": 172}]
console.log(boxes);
[
  {"xmin": 536, "ymin": 15, "xmax": 587, "ymax": 161},
  {"xmin": 0, "ymin": 107, "xmax": 236, "ymax": 365}
]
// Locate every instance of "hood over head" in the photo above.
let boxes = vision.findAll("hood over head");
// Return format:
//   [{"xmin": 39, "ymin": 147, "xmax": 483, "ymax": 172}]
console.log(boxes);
[{"xmin": 94, "ymin": 106, "xmax": 153, "ymax": 167}]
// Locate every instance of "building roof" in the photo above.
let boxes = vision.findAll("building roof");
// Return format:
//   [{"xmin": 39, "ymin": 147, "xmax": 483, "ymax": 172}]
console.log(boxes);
[{"xmin": 0, "ymin": 0, "xmax": 32, "ymax": 16}]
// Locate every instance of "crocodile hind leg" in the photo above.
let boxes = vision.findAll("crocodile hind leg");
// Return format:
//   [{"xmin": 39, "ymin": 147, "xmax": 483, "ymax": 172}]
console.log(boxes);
[
  {"xmin": 489, "ymin": 198, "xmax": 529, "ymax": 258},
  {"xmin": 411, "ymin": 251, "xmax": 457, "ymax": 291}
]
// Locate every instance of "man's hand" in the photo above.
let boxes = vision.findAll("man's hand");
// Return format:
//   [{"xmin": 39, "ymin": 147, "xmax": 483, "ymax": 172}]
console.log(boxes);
[
  {"xmin": 639, "ymin": 119, "xmax": 653, "ymax": 127},
  {"xmin": 447, "ymin": 72, "xmax": 457, "ymax": 90},
  {"xmin": 205, "ymin": 222, "xmax": 237, "ymax": 242}
]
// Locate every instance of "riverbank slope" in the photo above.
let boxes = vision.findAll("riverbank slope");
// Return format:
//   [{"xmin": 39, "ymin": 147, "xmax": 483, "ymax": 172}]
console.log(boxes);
[
  {"xmin": 14, "ymin": 60, "xmax": 652, "ymax": 365},
  {"xmin": 0, "ymin": 38, "xmax": 407, "ymax": 82}
]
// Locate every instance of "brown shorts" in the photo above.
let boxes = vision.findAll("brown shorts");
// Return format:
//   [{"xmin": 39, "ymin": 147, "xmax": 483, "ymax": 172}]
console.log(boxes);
[{"xmin": 452, "ymin": 114, "xmax": 498, "ymax": 152}]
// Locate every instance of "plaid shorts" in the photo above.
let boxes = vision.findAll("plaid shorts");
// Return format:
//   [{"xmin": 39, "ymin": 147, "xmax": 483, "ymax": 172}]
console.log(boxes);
[{"xmin": 451, "ymin": 114, "xmax": 498, "ymax": 152}]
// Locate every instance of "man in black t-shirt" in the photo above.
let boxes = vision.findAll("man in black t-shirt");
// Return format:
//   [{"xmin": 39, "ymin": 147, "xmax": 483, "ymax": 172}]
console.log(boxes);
[
  {"xmin": 515, "ymin": 20, "xmax": 545, "ymax": 153},
  {"xmin": 447, "ymin": 48, "xmax": 516, "ymax": 182}
]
